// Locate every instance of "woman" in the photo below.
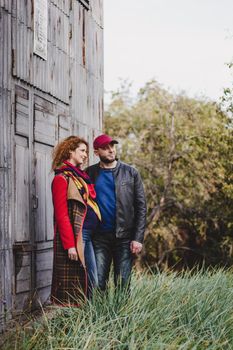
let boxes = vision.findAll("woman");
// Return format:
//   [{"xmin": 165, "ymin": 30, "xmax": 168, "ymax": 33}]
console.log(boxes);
[{"xmin": 51, "ymin": 136, "xmax": 101, "ymax": 305}]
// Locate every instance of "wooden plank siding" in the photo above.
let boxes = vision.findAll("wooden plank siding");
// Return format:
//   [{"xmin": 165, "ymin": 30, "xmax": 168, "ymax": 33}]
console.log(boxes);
[
  {"xmin": 0, "ymin": 5, "xmax": 14, "ymax": 330},
  {"xmin": 0, "ymin": 0, "xmax": 103, "ymax": 331}
]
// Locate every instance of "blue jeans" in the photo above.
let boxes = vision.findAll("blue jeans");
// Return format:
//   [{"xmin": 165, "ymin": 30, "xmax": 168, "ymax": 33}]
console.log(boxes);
[
  {"xmin": 82, "ymin": 229, "xmax": 98, "ymax": 296},
  {"xmin": 93, "ymin": 232, "xmax": 133, "ymax": 291}
]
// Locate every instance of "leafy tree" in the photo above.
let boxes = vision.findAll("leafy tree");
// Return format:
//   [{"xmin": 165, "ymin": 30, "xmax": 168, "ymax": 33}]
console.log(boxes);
[{"xmin": 104, "ymin": 80, "xmax": 233, "ymax": 270}]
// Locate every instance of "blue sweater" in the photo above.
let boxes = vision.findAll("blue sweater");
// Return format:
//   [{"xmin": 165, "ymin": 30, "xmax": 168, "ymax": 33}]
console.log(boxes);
[{"xmin": 95, "ymin": 168, "xmax": 116, "ymax": 232}]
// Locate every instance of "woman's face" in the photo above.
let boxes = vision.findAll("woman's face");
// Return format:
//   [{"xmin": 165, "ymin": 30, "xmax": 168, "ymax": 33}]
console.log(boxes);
[{"xmin": 69, "ymin": 143, "xmax": 88, "ymax": 166}]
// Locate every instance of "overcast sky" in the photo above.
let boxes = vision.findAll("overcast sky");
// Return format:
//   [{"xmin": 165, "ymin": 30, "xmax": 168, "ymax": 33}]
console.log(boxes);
[{"xmin": 104, "ymin": 0, "xmax": 233, "ymax": 103}]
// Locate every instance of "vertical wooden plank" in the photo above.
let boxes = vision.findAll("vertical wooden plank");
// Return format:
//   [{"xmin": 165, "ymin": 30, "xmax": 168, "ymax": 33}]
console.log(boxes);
[
  {"xmin": 0, "ymin": 7, "xmax": 13, "ymax": 330},
  {"xmin": 14, "ymin": 136, "xmax": 30, "ymax": 242},
  {"xmin": 34, "ymin": 147, "xmax": 46, "ymax": 242},
  {"xmin": 90, "ymin": 0, "xmax": 103, "ymax": 28},
  {"xmin": 0, "ymin": 251, "xmax": 5, "ymax": 329},
  {"xmin": 33, "ymin": 140, "xmax": 54, "ymax": 307},
  {"xmin": 3, "ymin": 10, "xmax": 11, "ymax": 89},
  {"xmin": 0, "ymin": 8, "xmax": 3, "ymax": 88},
  {"xmin": 34, "ymin": 142, "xmax": 54, "ymax": 243}
]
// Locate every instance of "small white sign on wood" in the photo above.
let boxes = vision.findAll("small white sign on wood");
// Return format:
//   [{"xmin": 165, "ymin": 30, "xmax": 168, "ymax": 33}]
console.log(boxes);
[{"xmin": 34, "ymin": 0, "xmax": 48, "ymax": 60}]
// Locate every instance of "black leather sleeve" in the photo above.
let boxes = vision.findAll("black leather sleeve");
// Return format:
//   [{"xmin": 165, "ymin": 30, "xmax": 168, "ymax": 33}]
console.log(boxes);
[{"xmin": 133, "ymin": 170, "xmax": 147, "ymax": 243}]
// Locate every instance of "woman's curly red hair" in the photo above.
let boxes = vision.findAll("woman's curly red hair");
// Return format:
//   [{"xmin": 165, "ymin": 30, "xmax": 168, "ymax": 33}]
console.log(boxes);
[{"xmin": 52, "ymin": 136, "xmax": 89, "ymax": 170}]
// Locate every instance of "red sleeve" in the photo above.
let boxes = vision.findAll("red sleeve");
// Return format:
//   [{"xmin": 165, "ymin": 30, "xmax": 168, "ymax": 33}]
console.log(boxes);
[{"xmin": 52, "ymin": 175, "xmax": 76, "ymax": 250}]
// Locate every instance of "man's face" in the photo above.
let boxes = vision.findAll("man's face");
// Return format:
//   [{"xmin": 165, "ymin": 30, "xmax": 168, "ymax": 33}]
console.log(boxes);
[{"xmin": 94, "ymin": 143, "xmax": 117, "ymax": 163}]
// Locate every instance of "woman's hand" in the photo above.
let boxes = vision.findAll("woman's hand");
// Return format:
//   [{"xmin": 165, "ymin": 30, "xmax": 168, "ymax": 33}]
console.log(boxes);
[{"xmin": 68, "ymin": 247, "xmax": 78, "ymax": 261}]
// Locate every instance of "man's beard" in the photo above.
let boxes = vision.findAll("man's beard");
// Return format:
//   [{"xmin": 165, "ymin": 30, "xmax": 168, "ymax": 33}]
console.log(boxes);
[{"xmin": 99, "ymin": 155, "xmax": 116, "ymax": 164}]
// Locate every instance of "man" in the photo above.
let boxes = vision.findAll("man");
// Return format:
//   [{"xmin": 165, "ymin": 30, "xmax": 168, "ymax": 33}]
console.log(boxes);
[{"xmin": 86, "ymin": 134, "xmax": 147, "ymax": 291}]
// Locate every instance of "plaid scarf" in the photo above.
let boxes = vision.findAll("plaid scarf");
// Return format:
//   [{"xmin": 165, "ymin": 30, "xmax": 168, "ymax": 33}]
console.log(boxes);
[{"xmin": 55, "ymin": 161, "xmax": 101, "ymax": 220}]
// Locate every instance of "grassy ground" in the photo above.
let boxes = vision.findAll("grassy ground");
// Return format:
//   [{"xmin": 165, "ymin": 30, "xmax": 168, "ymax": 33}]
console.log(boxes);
[{"xmin": 2, "ymin": 268, "xmax": 233, "ymax": 350}]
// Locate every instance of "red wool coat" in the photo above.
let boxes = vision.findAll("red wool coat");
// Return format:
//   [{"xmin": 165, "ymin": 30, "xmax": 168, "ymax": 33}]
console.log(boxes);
[{"xmin": 51, "ymin": 174, "xmax": 87, "ymax": 305}]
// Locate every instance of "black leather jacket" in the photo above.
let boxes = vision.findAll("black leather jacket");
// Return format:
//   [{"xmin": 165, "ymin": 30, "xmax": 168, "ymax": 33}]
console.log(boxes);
[{"xmin": 86, "ymin": 161, "xmax": 147, "ymax": 243}]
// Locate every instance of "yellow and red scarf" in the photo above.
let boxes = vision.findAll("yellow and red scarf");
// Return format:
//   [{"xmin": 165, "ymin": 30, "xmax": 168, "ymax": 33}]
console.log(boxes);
[{"xmin": 55, "ymin": 161, "xmax": 101, "ymax": 220}]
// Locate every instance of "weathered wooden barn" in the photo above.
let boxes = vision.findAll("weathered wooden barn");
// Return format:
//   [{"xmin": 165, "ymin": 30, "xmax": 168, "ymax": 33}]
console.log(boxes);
[{"xmin": 0, "ymin": 0, "xmax": 103, "ymax": 330}]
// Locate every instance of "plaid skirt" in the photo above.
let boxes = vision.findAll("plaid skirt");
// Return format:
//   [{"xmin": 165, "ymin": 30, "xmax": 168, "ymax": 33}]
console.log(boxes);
[{"xmin": 51, "ymin": 230, "xmax": 87, "ymax": 306}]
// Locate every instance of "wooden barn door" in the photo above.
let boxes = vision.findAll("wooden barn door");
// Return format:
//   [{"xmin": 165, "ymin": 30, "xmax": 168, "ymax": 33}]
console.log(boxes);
[
  {"xmin": 13, "ymin": 86, "xmax": 70, "ymax": 312},
  {"xmin": 32, "ymin": 95, "xmax": 57, "ymax": 307},
  {"xmin": 13, "ymin": 85, "xmax": 33, "ymax": 312}
]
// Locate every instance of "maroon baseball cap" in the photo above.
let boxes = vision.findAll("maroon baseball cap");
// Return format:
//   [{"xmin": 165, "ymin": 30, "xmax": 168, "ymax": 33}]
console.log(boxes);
[{"xmin": 93, "ymin": 134, "xmax": 118, "ymax": 149}]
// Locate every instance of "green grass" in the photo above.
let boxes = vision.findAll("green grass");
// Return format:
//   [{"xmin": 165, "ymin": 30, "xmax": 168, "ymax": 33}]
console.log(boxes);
[{"xmin": 3, "ymin": 269, "xmax": 233, "ymax": 349}]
